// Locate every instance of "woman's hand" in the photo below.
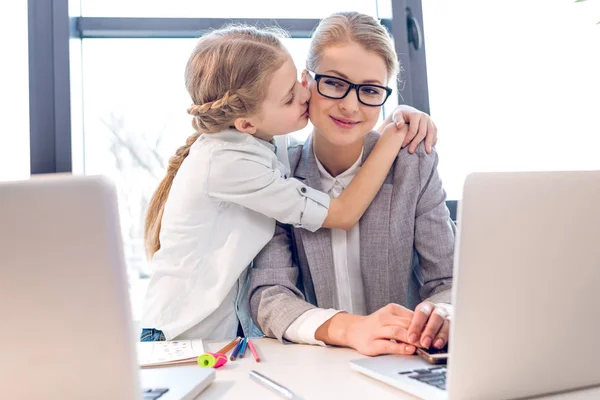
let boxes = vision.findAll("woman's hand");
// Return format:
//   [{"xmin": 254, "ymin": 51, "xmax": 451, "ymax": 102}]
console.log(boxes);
[
  {"xmin": 406, "ymin": 301, "xmax": 452, "ymax": 350},
  {"xmin": 315, "ymin": 303, "xmax": 418, "ymax": 357},
  {"xmin": 376, "ymin": 105, "xmax": 438, "ymax": 154}
]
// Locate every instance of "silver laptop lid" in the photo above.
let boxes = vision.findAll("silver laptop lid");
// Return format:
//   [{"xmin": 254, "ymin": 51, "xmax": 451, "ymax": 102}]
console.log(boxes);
[
  {"xmin": 448, "ymin": 171, "xmax": 600, "ymax": 399},
  {"xmin": 0, "ymin": 175, "xmax": 140, "ymax": 399}
]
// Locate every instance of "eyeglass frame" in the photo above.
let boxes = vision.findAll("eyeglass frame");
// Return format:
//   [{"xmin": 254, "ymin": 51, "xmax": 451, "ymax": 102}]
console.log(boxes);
[{"xmin": 307, "ymin": 70, "xmax": 393, "ymax": 107}]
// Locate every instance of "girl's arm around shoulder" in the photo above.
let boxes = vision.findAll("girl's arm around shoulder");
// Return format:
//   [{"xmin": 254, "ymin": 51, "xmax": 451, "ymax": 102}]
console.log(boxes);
[
  {"xmin": 323, "ymin": 122, "xmax": 409, "ymax": 230},
  {"xmin": 207, "ymin": 124, "xmax": 410, "ymax": 233}
]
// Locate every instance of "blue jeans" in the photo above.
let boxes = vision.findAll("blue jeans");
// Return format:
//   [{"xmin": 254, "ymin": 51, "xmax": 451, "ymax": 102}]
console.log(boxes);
[
  {"xmin": 237, "ymin": 265, "xmax": 264, "ymax": 338},
  {"xmin": 140, "ymin": 328, "xmax": 166, "ymax": 342}
]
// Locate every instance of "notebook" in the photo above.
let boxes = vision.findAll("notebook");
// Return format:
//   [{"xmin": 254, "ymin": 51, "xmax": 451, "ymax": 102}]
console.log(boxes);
[{"xmin": 137, "ymin": 340, "xmax": 206, "ymax": 368}]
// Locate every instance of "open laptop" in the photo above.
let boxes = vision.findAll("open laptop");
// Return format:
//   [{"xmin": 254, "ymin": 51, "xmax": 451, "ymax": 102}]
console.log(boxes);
[
  {"xmin": 0, "ymin": 175, "xmax": 215, "ymax": 399},
  {"xmin": 350, "ymin": 171, "xmax": 600, "ymax": 400}
]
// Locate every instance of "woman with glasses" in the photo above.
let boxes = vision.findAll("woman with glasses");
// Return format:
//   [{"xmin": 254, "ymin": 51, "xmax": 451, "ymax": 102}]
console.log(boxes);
[{"xmin": 249, "ymin": 12, "xmax": 455, "ymax": 357}]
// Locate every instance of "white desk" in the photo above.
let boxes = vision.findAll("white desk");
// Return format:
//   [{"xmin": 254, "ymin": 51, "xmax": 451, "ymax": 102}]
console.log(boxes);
[{"xmin": 198, "ymin": 338, "xmax": 600, "ymax": 400}]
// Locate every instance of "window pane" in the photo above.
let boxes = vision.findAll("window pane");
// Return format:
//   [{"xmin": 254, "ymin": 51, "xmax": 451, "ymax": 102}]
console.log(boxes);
[
  {"xmin": 0, "ymin": 2, "xmax": 30, "ymax": 181},
  {"xmin": 78, "ymin": 37, "xmax": 313, "ymax": 319},
  {"xmin": 81, "ymin": 0, "xmax": 378, "ymax": 18},
  {"xmin": 423, "ymin": 0, "xmax": 600, "ymax": 199}
]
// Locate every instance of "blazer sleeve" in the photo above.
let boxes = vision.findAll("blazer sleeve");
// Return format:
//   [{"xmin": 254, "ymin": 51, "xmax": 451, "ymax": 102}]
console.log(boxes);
[
  {"xmin": 413, "ymin": 144, "xmax": 456, "ymax": 304},
  {"xmin": 248, "ymin": 222, "xmax": 316, "ymax": 341}
]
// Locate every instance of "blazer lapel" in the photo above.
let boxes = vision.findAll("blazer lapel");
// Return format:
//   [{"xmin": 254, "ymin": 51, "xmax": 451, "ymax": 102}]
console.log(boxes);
[{"xmin": 295, "ymin": 136, "xmax": 336, "ymax": 309}]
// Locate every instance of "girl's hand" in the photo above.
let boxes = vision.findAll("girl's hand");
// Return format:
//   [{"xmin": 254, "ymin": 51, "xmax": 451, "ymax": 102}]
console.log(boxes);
[
  {"xmin": 376, "ymin": 105, "xmax": 438, "ymax": 154},
  {"xmin": 378, "ymin": 120, "xmax": 410, "ymax": 151}
]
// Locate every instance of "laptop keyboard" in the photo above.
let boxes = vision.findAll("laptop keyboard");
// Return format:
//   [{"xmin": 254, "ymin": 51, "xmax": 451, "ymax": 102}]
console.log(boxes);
[
  {"xmin": 142, "ymin": 388, "xmax": 170, "ymax": 400},
  {"xmin": 399, "ymin": 366, "xmax": 447, "ymax": 390}
]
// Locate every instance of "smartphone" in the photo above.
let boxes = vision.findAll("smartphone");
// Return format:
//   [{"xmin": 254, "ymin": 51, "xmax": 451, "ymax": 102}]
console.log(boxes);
[{"xmin": 416, "ymin": 345, "xmax": 448, "ymax": 364}]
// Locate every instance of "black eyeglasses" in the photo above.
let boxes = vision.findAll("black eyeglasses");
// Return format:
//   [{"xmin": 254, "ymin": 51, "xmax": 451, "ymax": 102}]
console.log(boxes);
[{"xmin": 307, "ymin": 71, "xmax": 392, "ymax": 107}]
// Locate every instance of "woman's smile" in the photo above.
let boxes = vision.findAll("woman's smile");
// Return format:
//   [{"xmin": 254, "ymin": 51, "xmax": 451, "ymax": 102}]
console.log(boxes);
[{"xmin": 330, "ymin": 115, "xmax": 360, "ymax": 129}]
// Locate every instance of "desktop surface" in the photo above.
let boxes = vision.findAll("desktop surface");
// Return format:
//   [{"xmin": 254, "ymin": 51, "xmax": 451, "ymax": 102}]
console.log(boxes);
[{"xmin": 197, "ymin": 338, "xmax": 600, "ymax": 400}]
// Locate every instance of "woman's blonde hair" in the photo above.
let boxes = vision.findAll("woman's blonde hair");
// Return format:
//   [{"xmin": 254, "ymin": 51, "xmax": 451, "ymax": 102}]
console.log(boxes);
[
  {"xmin": 144, "ymin": 25, "xmax": 288, "ymax": 260},
  {"xmin": 307, "ymin": 12, "xmax": 400, "ymax": 81}
]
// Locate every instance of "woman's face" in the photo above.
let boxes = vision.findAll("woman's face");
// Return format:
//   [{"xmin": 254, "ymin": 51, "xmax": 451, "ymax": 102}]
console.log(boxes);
[{"xmin": 304, "ymin": 42, "xmax": 388, "ymax": 148}]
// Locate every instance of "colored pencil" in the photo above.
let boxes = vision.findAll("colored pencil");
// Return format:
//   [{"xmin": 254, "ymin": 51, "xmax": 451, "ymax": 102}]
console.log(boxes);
[
  {"xmin": 247, "ymin": 339, "xmax": 261, "ymax": 362},
  {"xmin": 217, "ymin": 336, "xmax": 240, "ymax": 355},
  {"xmin": 230, "ymin": 337, "xmax": 244, "ymax": 361},
  {"xmin": 239, "ymin": 337, "xmax": 248, "ymax": 358}
]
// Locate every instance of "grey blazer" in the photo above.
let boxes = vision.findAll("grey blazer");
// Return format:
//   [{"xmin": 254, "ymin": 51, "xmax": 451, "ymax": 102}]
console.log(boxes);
[{"xmin": 249, "ymin": 131, "xmax": 456, "ymax": 341}]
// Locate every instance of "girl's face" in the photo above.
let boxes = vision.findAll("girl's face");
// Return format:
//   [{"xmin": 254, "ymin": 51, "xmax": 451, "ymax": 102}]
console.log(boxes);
[
  {"xmin": 252, "ymin": 53, "xmax": 311, "ymax": 139},
  {"xmin": 303, "ymin": 42, "xmax": 388, "ymax": 148}
]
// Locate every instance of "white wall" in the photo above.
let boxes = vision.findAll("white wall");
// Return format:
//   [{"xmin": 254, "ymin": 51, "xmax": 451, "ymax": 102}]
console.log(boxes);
[
  {"xmin": 0, "ymin": 2, "xmax": 30, "ymax": 181},
  {"xmin": 423, "ymin": 0, "xmax": 600, "ymax": 199}
]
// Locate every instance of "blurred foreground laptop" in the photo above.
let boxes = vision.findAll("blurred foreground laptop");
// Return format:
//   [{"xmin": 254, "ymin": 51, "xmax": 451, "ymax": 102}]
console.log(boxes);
[
  {"xmin": 351, "ymin": 171, "xmax": 600, "ymax": 399},
  {"xmin": 0, "ymin": 175, "xmax": 214, "ymax": 399}
]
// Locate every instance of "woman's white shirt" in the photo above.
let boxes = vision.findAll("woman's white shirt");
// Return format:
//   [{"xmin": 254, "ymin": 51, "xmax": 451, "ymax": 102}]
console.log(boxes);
[{"xmin": 141, "ymin": 129, "xmax": 330, "ymax": 340}]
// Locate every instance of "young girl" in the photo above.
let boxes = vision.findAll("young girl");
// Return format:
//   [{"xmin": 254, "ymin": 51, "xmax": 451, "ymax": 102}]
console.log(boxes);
[{"xmin": 140, "ymin": 25, "xmax": 424, "ymax": 341}]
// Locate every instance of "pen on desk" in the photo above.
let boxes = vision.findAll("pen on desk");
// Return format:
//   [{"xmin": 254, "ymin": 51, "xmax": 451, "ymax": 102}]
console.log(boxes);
[
  {"xmin": 230, "ymin": 337, "xmax": 244, "ymax": 361},
  {"xmin": 247, "ymin": 339, "xmax": 260, "ymax": 362},
  {"xmin": 249, "ymin": 370, "xmax": 294, "ymax": 399},
  {"xmin": 217, "ymin": 336, "xmax": 240, "ymax": 355},
  {"xmin": 239, "ymin": 337, "xmax": 248, "ymax": 358}
]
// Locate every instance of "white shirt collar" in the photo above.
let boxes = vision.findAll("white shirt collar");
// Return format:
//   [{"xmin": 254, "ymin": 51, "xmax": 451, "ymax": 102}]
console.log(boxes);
[{"xmin": 314, "ymin": 147, "xmax": 364, "ymax": 194}]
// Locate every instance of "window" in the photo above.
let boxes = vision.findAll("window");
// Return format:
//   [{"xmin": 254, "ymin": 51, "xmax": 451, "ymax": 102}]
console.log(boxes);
[
  {"xmin": 80, "ymin": 0, "xmax": 378, "ymax": 18},
  {"xmin": 423, "ymin": 0, "xmax": 600, "ymax": 199},
  {"xmin": 1, "ymin": 2, "xmax": 30, "ymax": 181}
]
